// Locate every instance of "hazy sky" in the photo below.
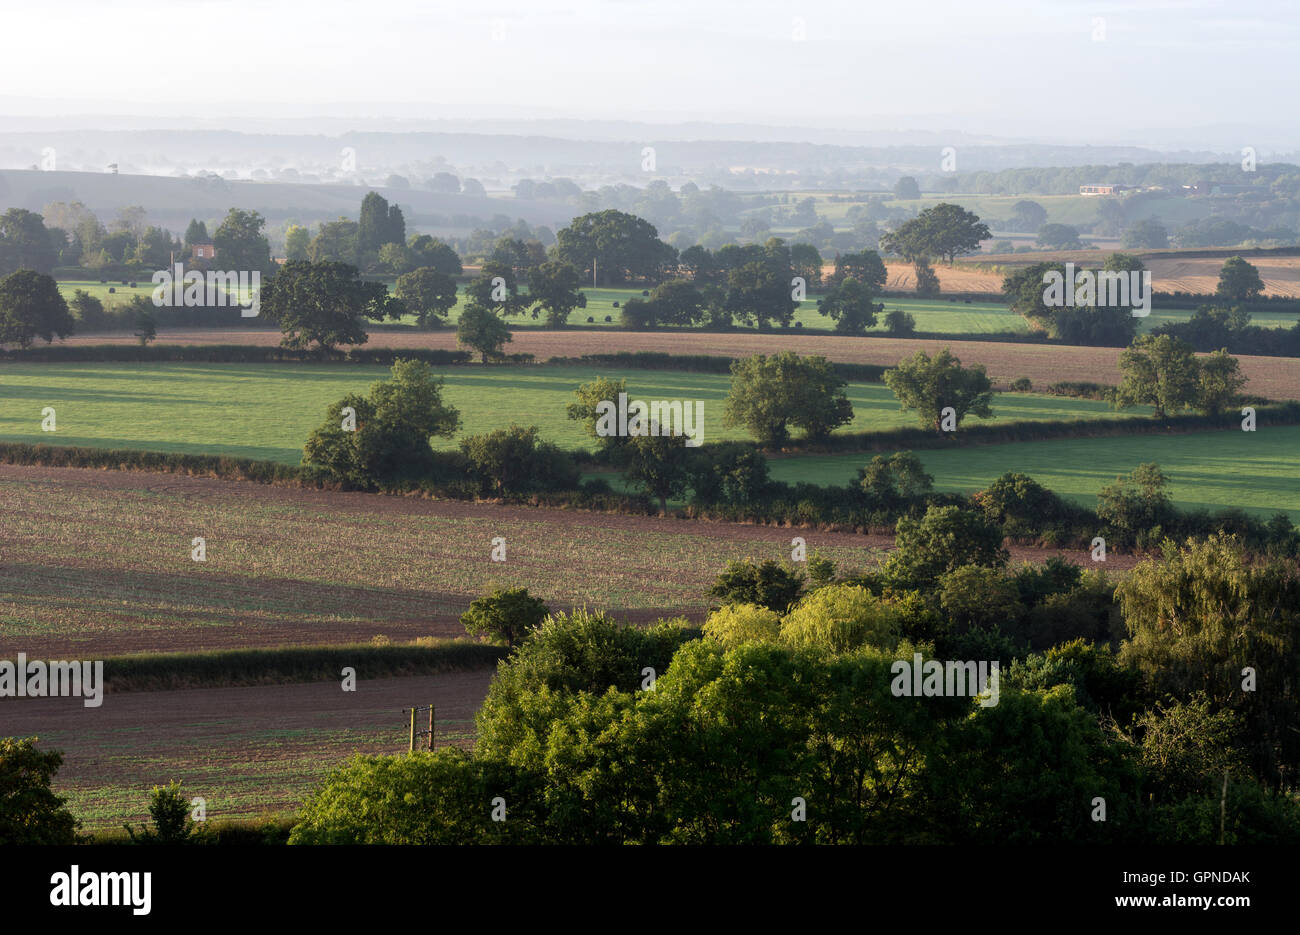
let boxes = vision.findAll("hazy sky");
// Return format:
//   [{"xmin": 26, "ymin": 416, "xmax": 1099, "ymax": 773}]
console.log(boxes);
[{"xmin": 2, "ymin": 0, "xmax": 1297, "ymax": 146}]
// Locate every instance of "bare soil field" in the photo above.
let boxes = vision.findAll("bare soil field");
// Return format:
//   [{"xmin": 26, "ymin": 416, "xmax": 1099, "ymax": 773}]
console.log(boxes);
[
  {"xmin": 58, "ymin": 328, "xmax": 1300, "ymax": 400},
  {"xmin": 1, "ymin": 463, "xmax": 1136, "ymax": 658},
  {"xmin": 2, "ymin": 671, "xmax": 493, "ymax": 830}
]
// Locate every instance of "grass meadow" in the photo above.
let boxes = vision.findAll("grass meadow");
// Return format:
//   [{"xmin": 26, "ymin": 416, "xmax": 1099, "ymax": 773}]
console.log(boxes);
[
  {"xmin": 0, "ymin": 361, "xmax": 1145, "ymax": 461},
  {"xmin": 766, "ymin": 425, "xmax": 1300, "ymax": 519}
]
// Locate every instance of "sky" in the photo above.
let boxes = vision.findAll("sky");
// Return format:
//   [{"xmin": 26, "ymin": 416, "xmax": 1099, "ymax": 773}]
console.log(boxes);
[{"xmin": 1, "ymin": 0, "xmax": 1297, "ymax": 148}]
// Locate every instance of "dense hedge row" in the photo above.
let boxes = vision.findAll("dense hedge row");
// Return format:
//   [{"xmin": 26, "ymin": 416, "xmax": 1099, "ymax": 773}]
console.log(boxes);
[
  {"xmin": 0, "ymin": 344, "xmax": 478, "ymax": 365},
  {"xmin": 102, "ymin": 641, "xmax": 508, "ymax": 692}
]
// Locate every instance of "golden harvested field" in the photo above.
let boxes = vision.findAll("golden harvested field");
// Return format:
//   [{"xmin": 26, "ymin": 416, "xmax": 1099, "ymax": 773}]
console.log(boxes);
[
  {"xmin": 57, "ymin": 327, "xmax": 1300, "ymax": 400},
  {"xmin": 973, "ymin": 252, "xmax": 1300, "ymax": 297}
]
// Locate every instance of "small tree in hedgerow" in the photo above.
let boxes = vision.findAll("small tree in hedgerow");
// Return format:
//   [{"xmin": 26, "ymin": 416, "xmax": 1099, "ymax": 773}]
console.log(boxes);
[
  {"xmin": 461, "ymin": 587, "xmax": 551, "ymax": 649},
  {"xmin": 303, "ymin": 358, "xmax": 461, "ymax": 488},
  {"xmin": 125, "ymin": 780, "xmax": 204, "ymax": 844},
  {"xmin": 457, "ymin": 303, "xmax": 513, "ymax": 362},
  {"xmin": 258, "ymin": 259, "xmax": 404, "ymax": 352},
  {"xmin": 394, "ymin": 266, "xmax": 459, "ymax": 328},
  {"xmin": 1113, "ymin": 334, "xmax": 1200, "ymax": 419},
  {"xmin": 884, "ymin": 347, "xmax": 994, "ymax": 433}
]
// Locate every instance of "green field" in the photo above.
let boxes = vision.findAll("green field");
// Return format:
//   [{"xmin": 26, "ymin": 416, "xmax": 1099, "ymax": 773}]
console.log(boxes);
[
  {"xmin": 387, "ymin": 287, "xmax": 1224, "ymax": 335},
  {"xmin": 59, "ymin": 275, "xmax": 1262, "ymax": 337},
  {"xmin": 0, "ymin": 362, "xmax": 1144, "ymax": 462},
  {"xmin": 766, "ymin": 426, "xmax": 1300, "ymax": 519}
]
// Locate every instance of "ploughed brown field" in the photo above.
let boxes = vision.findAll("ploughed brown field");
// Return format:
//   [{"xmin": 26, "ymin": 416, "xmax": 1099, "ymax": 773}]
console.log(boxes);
[
  {"xmin": 60, "ymin": 327, "xmax": 1300, "ymax": 401},
  {"xmin": 1, "ymin": 672, "xmax": 494, "ymax": 830},
  {"xmin": 1, "ymin": 463, "xmax": 1138, "ymax": 659}
]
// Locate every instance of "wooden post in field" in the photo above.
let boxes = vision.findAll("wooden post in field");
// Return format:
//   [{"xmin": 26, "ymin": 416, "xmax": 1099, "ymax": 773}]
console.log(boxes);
[
  {"xmin": 428, "ymin": 703, "xmax": 435, "ymax": 751},
  {"xmin": 409, "ymin": 706, "xmax": 416, "ymax": 754}
]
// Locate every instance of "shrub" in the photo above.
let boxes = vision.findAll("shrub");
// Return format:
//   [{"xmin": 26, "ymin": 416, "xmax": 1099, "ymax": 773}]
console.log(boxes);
[
  {"xmin": 289, "ymin": 749, "xmax": 543, "ymax": 844},
  {"xmin": 703, "ymin": 603, "xmax": 783, "ymax": 649},
  {"xmin": 460, "ymin": 587, "xmax": 550, "ymax": 648},
  {"xmin": 708, "ymin": 559, "xmax": 806, "ymax": 612},
  {"xmin": 779, "ymin": 584, "xmax": 902, "ymax": 653},
  {"xmin": 125, "ymin": 780, "xmax": 204, "ymax": 844},
  {"xmin": 1010, "ymin": 377, "xmax": 1032, "ymax": 392}
]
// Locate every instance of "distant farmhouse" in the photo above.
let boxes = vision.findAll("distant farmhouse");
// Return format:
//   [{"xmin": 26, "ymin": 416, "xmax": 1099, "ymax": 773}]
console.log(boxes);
[
  {"xmin": 1079, "ymin": 184, "xmax": 1128, "ymax": 196},
  {"xmin": 191, "ymin": 240, "xmax": 215, "ymax": 260}
]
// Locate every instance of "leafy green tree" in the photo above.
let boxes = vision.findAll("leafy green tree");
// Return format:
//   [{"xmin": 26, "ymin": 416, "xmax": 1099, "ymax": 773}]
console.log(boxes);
[
  {"xmin": 724, "ymin": 260, "xmax": 796, "ymax": 330},
  {"xmin": 779, "ymin": 584, "xmax": 903, "ymax": 652},
  {"xmin": 789, "ymin": 243, "xmax": 823, "ymax": 289},
  {"xmin": 357, "ymin": 191, "xmax": 405, "ymax": 255},
  {"xmin": 259, "ymin": 260, "xmax": 402, "ymax": 351},
  {"xmin": 1096, "ymin": 462, "xmax": 1172, "ymax": 547},
  {"xmin": 212, "ymin": 208, "xmax": 272, "ymax": 274},
  {"xmin": 623, "ymin": 429, "xmax": 692, "ymax": 512},
  {"xmin": 1114, "ymin": 333, "xmax": 1201, "ymax": 418},
  {"xmin": 1122, "ymin": 218, "xmax": 1168, "ymax": 249},
  {"xmin": 702, "ymin": 603, "xmax": 783, "ymax": 648},
  {"xmin": 893, "ymin": 176, "xmax": 921, "ymax": 200},
  {"xmin": 1195, "ymin": 348, "xmax": 1247, "ymax": 417},
  {"xmin": 407, "ymin": 234, "xmax": 463, "ymax": 275},
  {"xmin": 303, "ymin": 359, "xmax": 461, "ymax": 487},
  {"xmin": 1035, "ymin": 223, "xmax": 1083, "ymax": 250},
  {"xmin": 1216, "ymin": 256, "xmax": 1265, "ymax": 303},
  {"xmin": 525, "ymin": 260, "xmax": 586, "ymax": 327},
  {"xmin": 283, "ymin": 223, "xmax": 310, "ymax": 261},
  {"xmin": 646, "ymin": 279, "xmax": 705, "ymax": 326},
  {"xmin": 1010, "ymin": 200, "xmax": 1047, "ymax": 232},
  {"xmin": 456, "ymin": 303, "xmax": 512, "ymax": 362},
  {"xmin": 554, "ymin": 209, "xmax": 676, "ymax": 285},
  {"xmin": 1116, "ymin": 534, "xmax": 1300, "ymax": 789},
  {"xmin": 0, "ymin": 208, "xmax": 58, "ymax": 275},
  {"xmin": 461, "ymin": 587, "xmax": 551, "ymax": 648},
  {"xmin": 708, "ymin": 559, "xmax": 805, "ymax": 612},
  {"xmin": 0, "ymin": 738, "xmax": 79, "ymax": 845},
  {"xmin": 913, "ymin": 256, "xmax": 940, "ymax": 296},
  {"xmin": 459, "ymin": 424, "xmax": 578, "ymax": 495},
  {"xmin": 0, "ymin": 270, "xmax": 75, "ymax": 349},
  {"xmin": 883, "ymin": 347, "xmax": 994, "ymax": 432},
  {"xmin": 885, "ymin": 504, "xmax": 1009, "ymax": 586},
  {"xmin": 289, "ymin": 749, "xmax": 543, "ymax": 844},
  {"xmin": 308, "ymin": 219, "xmax": 361, "ymax": 266},
  {"xmin": 880, "ymin": 203, "xmax": 989, "ymax": 265},
  {"xmin": 828, "ymin": 249, "xmax": 886, "ymax": 289},
  {"xmin": 464, "ymin": 261, "xmax": 523, "ymax": 316},
  {"xmin": 723, "ymin": 351, "xmax": 853, "ymax": 446},
  {"xmin": 818, "ymin": 276, "xmax": 882, "ymax": 334},
  {"xmin": 928, "ymin": 684, "xmax": 1139, "ymax": 843},
  {"xmin": 378, "ymin": 242, "xmax": 413, "ymax": 274},
  {"xmin": 133, "ymin": 307, "xmax": 156, "ymax": 346},
  {"xmin": 884, "ymin": 308, "xmax": 916, "ymax": 335},
  {"xmin": 394, "ymin": 267, "xmax": 458, "ymax": 328},
  {"xmin": 183, "ymin": 218, "xmax": 209, "ymax": 248},
  {"xmin": 567, "ymin": 376, "xmax": 628, "ymax": 452},
  {"xmin": 857, "ymin": 451, "xmax": 933, "ymax": 513}
]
